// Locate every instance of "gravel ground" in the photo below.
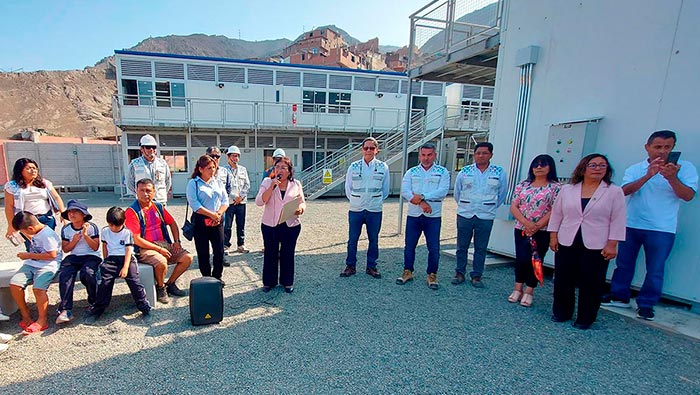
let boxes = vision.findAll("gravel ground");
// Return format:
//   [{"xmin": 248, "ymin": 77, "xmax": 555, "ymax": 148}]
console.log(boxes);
[{"xmin": 0, "ymin": 193, "xmax": 699, "ymax": 394}]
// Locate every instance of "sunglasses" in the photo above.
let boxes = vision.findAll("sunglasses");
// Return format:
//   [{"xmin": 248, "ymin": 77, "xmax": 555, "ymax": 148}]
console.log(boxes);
[
  {"xmin": 362, "ymin": 146, "xmax": 377, "ymax": 151},
  {"xmin": 210, "ymin": 155, "xmax": 221, "ymax": 159},
  {"xmin": 531, "ymin": 161, "xmax": 549, "ymax": 168},
  {"xmin": 142, "ymin": 146, "xmax": 157, "ymax": 150}
]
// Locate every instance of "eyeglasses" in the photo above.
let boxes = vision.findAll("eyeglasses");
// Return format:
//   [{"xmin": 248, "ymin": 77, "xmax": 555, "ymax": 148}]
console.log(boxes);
[
  {"xmin": 209, "ymin": 155, "xmax": 221, "ymax": 159},
  {"xmin": 531, "ymin": 161, "xmax": 548, "ymax": 168},
  {"xmin": 362, "ymin": 146, "xmax": 377, "ymax": 151},
  {"xmin": 142, "ymin": 146, "xmax": 157, "ymax": 150},
  {"xmin": 587, "ymin": 163, "xmax": 608, "ymax": 169}
]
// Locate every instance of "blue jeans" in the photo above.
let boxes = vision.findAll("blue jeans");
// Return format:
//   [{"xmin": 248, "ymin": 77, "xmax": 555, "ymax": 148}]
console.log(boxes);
[
  {"xmin": 455, "ymin": 215, "xmax": 494, "ymax": 279},
  {"xmin": 223, "ymin": 203, "xmax": 246, "ymax": 248},
  {"xmin": 346, "ymin": 210, "xmax": 382, "ymax": 269},
  {"xmin": 610, "ymin": 227, "xmax": 675, "ymax": 308},
  {"xmin": 403, "ymin": 215, "xmax": 441, "ymax": 274}
]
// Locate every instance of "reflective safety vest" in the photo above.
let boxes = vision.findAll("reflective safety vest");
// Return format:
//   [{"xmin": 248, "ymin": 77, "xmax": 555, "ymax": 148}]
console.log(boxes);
[
  {"xmin": 131, "ymin": 157, "xmax": 170, "ymax": 204},
  {"xmin": 347, "ymin": 159, "xmax": 388, "ymax": 212}
]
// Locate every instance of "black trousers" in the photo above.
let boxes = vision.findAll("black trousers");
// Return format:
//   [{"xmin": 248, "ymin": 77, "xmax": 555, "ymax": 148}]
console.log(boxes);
[
  {"xmin": 261, "ymin": 223, "xmax": 301, "ymax": 287},
  {"xmin": 552, "ymin": 231, "xmax": 610, "ymax": 326},
  {"xmin": 57, "ymin": 254, "xmax": 101, "ymax": 311},
  {"xmin": 93, "ymin": 255, "xmax": 150, "ymax": 315},
  {"xmin": 513, "ymin": 229, "xmax": 550, "ymax": 288},
  {"xmin": 193, "ymin": 212, "xmax": 225, "ymax": 279}
]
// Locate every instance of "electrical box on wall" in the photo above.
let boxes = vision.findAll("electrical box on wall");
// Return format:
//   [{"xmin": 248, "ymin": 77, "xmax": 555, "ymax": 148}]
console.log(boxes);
[{"xmin": 547, "ymin": 118, "xmax": 601, "ymax": 176}]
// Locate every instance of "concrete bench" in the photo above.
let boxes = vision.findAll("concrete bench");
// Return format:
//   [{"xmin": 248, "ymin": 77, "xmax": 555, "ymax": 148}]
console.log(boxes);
[{"xmin": 0, "ymin": 261, "xmax": 159, "ymax": 316}]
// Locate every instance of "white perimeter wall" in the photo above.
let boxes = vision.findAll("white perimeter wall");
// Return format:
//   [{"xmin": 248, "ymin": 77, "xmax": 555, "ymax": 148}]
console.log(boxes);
[{"xmin": 488, "ymin": 0, "xmax": 700, "ymax": 304}]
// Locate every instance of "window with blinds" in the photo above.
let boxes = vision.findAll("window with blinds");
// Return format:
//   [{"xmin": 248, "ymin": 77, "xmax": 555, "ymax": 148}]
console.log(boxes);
[
  {"xmin": 255, "ymin": 136, "xmax": 274, "ymax": 148},
  {"xmin": 276, "ymin": 71, "xmax": 301, "ymax": 86},
  {"xmin": 159, "ymin": 134, "xmax": 187, "ymax": 147},
  {"xmin": 190, "ymin": 134, "xmax": 217, "ymax": 148},
  {"xmin": 155, "ymin": 62, "xmax": 184, "ymax": 79},
  {"xmin": 482, "ymin": 87, "xmax": 495, "ymax": 100},
  {"xmin": 462, "ymin": 85, "xmax": 482, "ymax": 99},
  {"xmin": 218, "ymin": 66, "xmax": 245, "ymax": 83},
  {"xmin": 422, "ymin": 82, "xmax": 443, "ymax": 96},
  {"xmin": 187, "ymin": 64, "xmax": 216, "ymax": 81},
  {"xmin": 329, "ymin": 75, "xmax": 352, "ymax": 90},
  {"xmin": 248, "ymin": 68, "xmax": 274, "ymax": 85},
  {"xmin": 220, "ymin": 135, "xmax": 246, "ymax": 148},
  {"xmin": 327, "ymin": 138, "xmax": 350, "ymax": 149},
  {"xmin": 303, "ymin": 72, "xmax": 327, "ymax": 89},
  {"xmin": 276, "ymin": 136, "xmax": 300, "ymax": 148},
  {"xmin": 377, "ymin": 79, "xmax": 399, "ymax": 93},
  {"xmin": 121, "ymin": 59, "xmax": 152, "ymax": 78},
  {"xmin": 354, "ymin": 76, "xmax": 376, "ymax": 92}
]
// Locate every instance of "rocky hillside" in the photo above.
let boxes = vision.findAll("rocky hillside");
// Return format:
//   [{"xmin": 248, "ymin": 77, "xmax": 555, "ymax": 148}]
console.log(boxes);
[
  {"xmin": 0, "ymin": 64, "xmax": 116, "ymax": 138},
  {"xmin": 0, "ymin": 34, "xmax": 292, "ymax": 139}
]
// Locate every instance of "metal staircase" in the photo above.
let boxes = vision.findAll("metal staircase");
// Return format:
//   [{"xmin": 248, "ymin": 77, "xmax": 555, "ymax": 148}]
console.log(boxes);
[{"xmin": 299, "ymin": 107, "xmax": 448, "ymax": 200}]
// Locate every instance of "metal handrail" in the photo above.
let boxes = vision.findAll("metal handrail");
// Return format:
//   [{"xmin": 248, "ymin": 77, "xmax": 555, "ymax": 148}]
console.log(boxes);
[
  {"xmin": 409, "ymin": 0, "xmax": 502, "ymax": 72},
  {"xmin": 299, "ymin": 107, "xmax": 451, "ymax": 198}
]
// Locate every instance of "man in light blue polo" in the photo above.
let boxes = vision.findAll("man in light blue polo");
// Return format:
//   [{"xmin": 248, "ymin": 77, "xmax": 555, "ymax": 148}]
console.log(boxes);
[
  {"xmin": 452, "ymin": 142, "xmax": 507, "ymax": 288},
  {"xmin": 340, "ymin": 137, "xmax": 390, "ymax": 279},
  {"xmin": 602, "ymin": 130, "xmax": 697, "ymax": 321},
  {"xmin": 396, "ymin": 142, "xmax": 450, "ymax": 290}
]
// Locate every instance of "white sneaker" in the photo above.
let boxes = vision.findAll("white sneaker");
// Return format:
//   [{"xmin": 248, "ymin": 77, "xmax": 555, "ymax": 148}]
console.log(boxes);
[
  {"xmin": 55, "ymin": 310, "xmax": 74, "ymax": 324},
  {"xmin": 0, "ymin": 333, "xmax": 11, "ymax": 343},
  {"xmin": 0, "ymin": 343, "xmax": 8, "ymax": 353},
  {"xmin": 0, "ymin": 313, "xmax": 9, "ymax": 321}
]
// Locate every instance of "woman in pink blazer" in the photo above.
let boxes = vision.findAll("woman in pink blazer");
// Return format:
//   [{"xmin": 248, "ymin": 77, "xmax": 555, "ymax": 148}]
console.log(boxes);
[
  {"xmin": 256, "ymin": 157, "xmax": 306, "ymax": 293},
  {"xmin": 548, "ymin": 153, "xmax": 626, "ymax": 330}
]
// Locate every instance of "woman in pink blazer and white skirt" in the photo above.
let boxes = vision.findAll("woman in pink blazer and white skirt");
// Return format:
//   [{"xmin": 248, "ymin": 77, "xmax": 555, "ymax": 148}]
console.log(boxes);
[
  {"xmin": 548, "ymin": 154, "xmax": 626, "ymax": 330},
  {"xmin": 256, "ymin": 157, "xmax": 306, "ymax": 293}
]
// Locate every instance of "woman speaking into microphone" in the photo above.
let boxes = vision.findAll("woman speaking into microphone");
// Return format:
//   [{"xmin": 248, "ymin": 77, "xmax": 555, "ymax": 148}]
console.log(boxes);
[{"xmin": 255, "ymin": 156, "xmax": 305, "ymax": 293}]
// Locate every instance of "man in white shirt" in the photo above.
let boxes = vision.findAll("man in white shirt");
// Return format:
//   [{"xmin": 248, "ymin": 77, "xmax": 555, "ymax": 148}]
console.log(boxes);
[
  {"xmin": 221, "ymin": 145, "xmax": 251, "ymax": 254},
  {"xmin": 126, "ymin": 134, "xmax": 172, "ymax": 205},
  {"xmin": 340, "ymin": 137, "xmax": 390, "ymax": 279},
  {"xmin": 452, "ymin": 142, "xmax": 507, "ymax": 288},
  {"xmin": 396, "ymin": 142, "xmax": 450, "ymax": 289},
  {"xmin": 602, "ymin": 130, "xmax": 698, "ymax": 321}
]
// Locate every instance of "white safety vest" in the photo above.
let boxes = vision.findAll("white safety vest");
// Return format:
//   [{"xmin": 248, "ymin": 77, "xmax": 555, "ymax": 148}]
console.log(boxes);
[
  {"xmin": 346, "ymin": 159, "xmax": 389, "ymax": 212},
  {"xmin": 131, "ymin": 157, "xmax": 170, "ymax": 204}
]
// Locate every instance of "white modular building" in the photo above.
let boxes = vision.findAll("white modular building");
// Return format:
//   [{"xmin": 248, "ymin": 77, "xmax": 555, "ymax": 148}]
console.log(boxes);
[
  {"xmin": 408, "ymin": 0, "xmax": 699, "ymax": 307},
  {"xmin": 113, "ymin": 50, "xmax": 492, "ymax": 198}
]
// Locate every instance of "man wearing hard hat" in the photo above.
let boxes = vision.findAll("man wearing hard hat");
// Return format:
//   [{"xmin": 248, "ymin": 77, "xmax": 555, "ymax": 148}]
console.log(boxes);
[
  {"xmin": 222, "ymin": 145, "xmax": 251, "ymax": 254},
  {"xmin": 126, "ymin": 134, "xmax": 172, "ymax": 205},
  {"xmin": 262, "ymin": 148, "xmax": 286, "ymax": 180}
]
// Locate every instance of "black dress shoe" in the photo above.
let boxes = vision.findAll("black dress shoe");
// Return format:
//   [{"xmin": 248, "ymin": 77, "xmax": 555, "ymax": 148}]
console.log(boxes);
[
  {"xmin": 551, "ymin": 315, "xmax": 569, "ymax": 323},
  {"xmin": 572, "ymin": 322, "xmax": 591, "ymax": 330},
  {"xmin": 284, "ymin": 286, "xmax": 294, "ymax": 293},
  {"xmin": 262, "ymin": 286, "xmax": 272, "ymax": 293},
  {"xmin": 365, "ymin": 268, "xmax": 381, "ymax": 278},
  {"xmin": 340, "ymin": 265, "xmax": 357, "ymax": 277},
  {"xmin": 223, "ymin": 261, "xmax": 231, "ymax": 267}
]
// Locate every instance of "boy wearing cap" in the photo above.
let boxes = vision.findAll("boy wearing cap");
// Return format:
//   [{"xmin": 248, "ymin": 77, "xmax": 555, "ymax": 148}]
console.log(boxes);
[
  {"xmin": 222, "ymin": 145, "xmax": 250, "ymax": 254},
  {"xmin": 127, "ymin": 134, "xmax": 172, "ymax": 205},
  {"xmin": 56, "ymin": 200, "xmax": 101, "ymax": 324}
]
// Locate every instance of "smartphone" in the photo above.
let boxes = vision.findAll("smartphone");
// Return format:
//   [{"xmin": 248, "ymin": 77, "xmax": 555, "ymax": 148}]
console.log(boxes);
[{"xmin": 667, "ymin": 151, "xmax": 681, "ymax": 165}]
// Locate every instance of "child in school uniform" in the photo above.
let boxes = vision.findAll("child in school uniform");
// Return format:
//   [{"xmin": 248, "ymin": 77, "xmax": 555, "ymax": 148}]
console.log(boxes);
[
  {"xmin": 56, "ymin": 200, "xmax": 101, "ymax": 324},
  {"xmin": 85, "ymin": 207, "xmax": 151, "ymax": 323},
  {"xmin": 9, "ymin": 211, "xmax": 62, "ymax": 335}
]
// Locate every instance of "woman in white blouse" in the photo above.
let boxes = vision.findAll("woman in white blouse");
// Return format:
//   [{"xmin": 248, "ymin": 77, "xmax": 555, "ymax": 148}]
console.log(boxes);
[{"xmin": 4, "ymin": 158, "xmax": 65, "ymax": 249}]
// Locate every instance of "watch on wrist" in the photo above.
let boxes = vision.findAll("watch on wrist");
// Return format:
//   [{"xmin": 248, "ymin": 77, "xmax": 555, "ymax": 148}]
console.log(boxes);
[{"xmin": 174, "ymin": 239, "xmax": 181, "ymax": 243}]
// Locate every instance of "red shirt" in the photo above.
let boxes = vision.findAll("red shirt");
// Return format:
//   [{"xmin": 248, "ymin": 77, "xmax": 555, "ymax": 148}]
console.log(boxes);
[{"xmin": 125, "ymin": 203, "xmax": 174, "ymax": 242}]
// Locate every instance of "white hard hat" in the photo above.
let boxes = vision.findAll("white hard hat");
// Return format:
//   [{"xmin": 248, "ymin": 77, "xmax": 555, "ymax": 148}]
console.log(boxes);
[
  {"xmin": 139, "ymin": 134, "xmax": 157, "ymax": 146},
  {"xmin": 226, "ymin": 145, "xmax": 241, "ymax": 155},
  {"xmin": 272, "ymin": 148, "xmax": 286, "ymax": 158}
]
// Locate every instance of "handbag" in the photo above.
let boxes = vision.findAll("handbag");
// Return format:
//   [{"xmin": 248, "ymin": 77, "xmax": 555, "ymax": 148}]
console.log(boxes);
[{"xmin": 181, "ymin": 202, "xmax": 195, "ymax": 241}]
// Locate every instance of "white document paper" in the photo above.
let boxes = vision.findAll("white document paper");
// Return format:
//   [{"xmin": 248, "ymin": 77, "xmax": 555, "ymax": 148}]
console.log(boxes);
[{"xmin": 278, "ymin": 197, "xmax": 301, "ymax": 225}]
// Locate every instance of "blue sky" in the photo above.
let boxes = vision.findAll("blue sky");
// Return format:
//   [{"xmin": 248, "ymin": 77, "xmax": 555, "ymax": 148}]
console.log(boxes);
[{"xmin": 0, "ymin": 0, "xmax": 430, "ymax": 72}]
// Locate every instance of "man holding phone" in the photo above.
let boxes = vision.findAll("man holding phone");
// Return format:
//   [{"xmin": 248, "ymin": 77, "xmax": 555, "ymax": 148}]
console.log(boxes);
[{"xmin": 602, "ymin": 130, "xmax": 698, "ymax": 320}]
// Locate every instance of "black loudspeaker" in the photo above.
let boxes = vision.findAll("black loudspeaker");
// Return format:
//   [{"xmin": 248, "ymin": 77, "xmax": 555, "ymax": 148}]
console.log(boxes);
[{"xmin": 189, "ymin": 277, "xmax": 223, "ymax": 326}]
